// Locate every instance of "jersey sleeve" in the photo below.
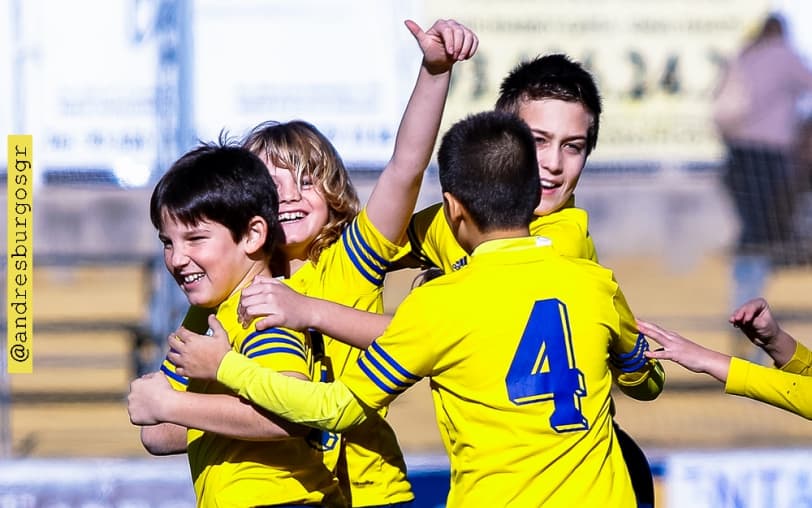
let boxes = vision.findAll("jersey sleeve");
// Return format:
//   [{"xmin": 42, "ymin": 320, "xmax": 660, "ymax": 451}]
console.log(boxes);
[
  {"xmin": 726, "ymin": 357, "xmax": 812, "ymax": 419},
  {"xmin": 402, "ymin": 203, "xmax": 445, "ymax": 269},
  {"xmin": 340, "ymin": 293, "xmax": 436, "ymax": 409},
  {"xmin": 780, "ymin": 341, "xmax": 812, "ymax": 376},
  {"xmin": 608, "ymin": 284, "xmax": 665, "ymax": 401},
  {"xmin": 216, "ymin": 351, "xmax": 370, "ymax": 432},
  {"xmin": 237, "ymin": 326, "xmax": 311, "ymax": 378},
  {"xmin": 332, "ymin": 208, "xmax": 402, "ymax": 288}
]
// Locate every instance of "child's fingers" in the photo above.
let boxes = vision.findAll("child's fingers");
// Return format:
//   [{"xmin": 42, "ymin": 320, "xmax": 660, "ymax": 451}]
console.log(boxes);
[
  {"xmin": 432, "ymin": 19, "xmax": 458, "ymax": 56},
  {"xmin": 644, "ymin": 349, "xmax": 671, "ymax": 361},
  {"xmin": 255, "ymin": 316, "xmax": 279, "ymax": 331},
  {"xmin": 404, "ymin": 19, "xmax": 423, "ymax": 41},
  {"xmin": 467, "ymin": 32, "xmax": 480, "ymax": 59},
  {"xmin": 457, "ymin": 30, "xmax": 477, "ymax": 60},
  {"xmin": 636, "ymin": 318, "xmax": 665, "ymax": 337}
]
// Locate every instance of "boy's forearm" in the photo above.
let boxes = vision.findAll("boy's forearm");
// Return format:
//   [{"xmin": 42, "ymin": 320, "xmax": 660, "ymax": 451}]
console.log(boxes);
[
  {"xmin": 217, "ymin": 351, "xmax": 369, "ymax": 433},
  {"xmin": 309, "ymin": 299, "xmax": 391, "ymax": 349},
  {"xmin": 158, "ymin": 389, "xmax": 307, "ymax": 440},
  {"xmin": 762, "ymin": 329, "xmax": 798, "ymax": 368},
  {"xmin": 368, "ymin": 66, "xmax": 451, "ymax": 242},
  {"xmin": 140, "ymin": 422, "xmax": 187, "ymax": 456},
  {"xmin": 700, "ymin": 350, "xmax": 732, "ymax": 383},
  {"xmin": 389, "ymin": 65, "xmax": 451, "ymax": 177}
]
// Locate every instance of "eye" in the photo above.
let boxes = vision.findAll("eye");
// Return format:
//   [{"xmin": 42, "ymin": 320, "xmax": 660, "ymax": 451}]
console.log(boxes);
[
  {"xmin": 564, "ymin": 142, "xmax": 585, "ymax": 154},
  {"xmin": 300, "ymin": 175, "xmax": 314, "ymax": 188},
  {"xmin": 534, "ymin": 136, "xmax": 548, "ymax": 146}
]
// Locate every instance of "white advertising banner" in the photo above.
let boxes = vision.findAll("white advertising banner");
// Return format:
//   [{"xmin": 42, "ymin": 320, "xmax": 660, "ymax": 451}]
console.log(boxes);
[{"xmin": 667, "ymin": 449, "xmax": 812, "ymax": 508}]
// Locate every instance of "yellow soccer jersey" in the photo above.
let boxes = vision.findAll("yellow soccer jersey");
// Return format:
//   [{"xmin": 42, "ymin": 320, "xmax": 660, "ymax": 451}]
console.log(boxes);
[
  {"xmin": 404, "ymin": 197, "xmax": 597, "ymax": 272},
  {"xmin": 344, "ymin": 237, "xmax": 642, "ymax": 507},
  {"xmin": 725, "ymin": 344, "xmax": 812, "ymax": 419},
  {"xmin": 166, "ymin": 291, "xmax": 343, "ymax": 508},
  {"xmin": 287, "ymin": 208, "xmax": 413, "ymax": 507}
]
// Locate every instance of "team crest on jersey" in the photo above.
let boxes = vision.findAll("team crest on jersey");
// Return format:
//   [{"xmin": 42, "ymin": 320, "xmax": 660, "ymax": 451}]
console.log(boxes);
[{"xmin": 451, "ymin": 256, "xmax": 469, "ymax": 271}]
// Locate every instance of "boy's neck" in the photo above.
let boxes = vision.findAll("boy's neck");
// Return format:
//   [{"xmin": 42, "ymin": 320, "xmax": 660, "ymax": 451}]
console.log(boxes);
[{"xmin": 229, "ymin": 260, "xmax": 274, "ymax": 301}]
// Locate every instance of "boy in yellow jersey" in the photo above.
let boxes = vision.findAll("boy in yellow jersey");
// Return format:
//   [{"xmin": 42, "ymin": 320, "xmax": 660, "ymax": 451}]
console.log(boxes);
[
  {"xmin": 167, "ymin": 111, "xmax": 655, "ymax": 507},
  {"xmin": 396, "ymin": 54, "xmax": 659, "ymax": 508},
  {"xmin": 130, "ymin": 19, "xmax": 479, "ymax": 508},
  {"xmin": 640, "ymin": 297, "xmax": 812, "ymax": 419},
  {"xmin": 127, "ymin": 141, "xmax": 344, "ymax": 507}
]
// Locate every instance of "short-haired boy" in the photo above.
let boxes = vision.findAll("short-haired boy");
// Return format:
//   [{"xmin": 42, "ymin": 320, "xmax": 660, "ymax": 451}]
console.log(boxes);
[
  {"xmin": 167, "ymin": 111, "xmax": 649, "ymax": 507},
  {"xmin": 128, "ymin": 141, "xmax": 344, "ymax": 507}
]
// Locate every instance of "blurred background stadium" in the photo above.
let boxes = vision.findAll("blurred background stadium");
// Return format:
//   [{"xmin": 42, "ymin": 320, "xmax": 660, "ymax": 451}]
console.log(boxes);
[{"xmin": 1, "ymin": 0, "xmax": 811, "ymax": 506}]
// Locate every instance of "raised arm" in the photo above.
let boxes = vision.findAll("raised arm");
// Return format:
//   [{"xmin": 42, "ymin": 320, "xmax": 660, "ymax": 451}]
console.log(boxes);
[{"xmin": 366, "ymin": 19, "xmax": 478, "ymax": 243}]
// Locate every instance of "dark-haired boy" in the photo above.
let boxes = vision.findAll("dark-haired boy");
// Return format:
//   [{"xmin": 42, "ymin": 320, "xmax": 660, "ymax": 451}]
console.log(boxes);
[
  {"xmin": 166, "ymin": 111, "xmax": 648, "ymax": 507},
  {"xmin": 127, "ymin": 142, "xmax": 344, "ymax": 507},
  {"xmin": 400, "ymin": 53, "xmax": 661, "ymax": 507}
]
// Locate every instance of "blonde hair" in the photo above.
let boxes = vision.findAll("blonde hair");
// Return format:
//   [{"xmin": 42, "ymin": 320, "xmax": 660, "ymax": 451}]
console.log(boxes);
[{"xmin": 242, "ymin": 120, "xmax": 360, "ymax": 262}]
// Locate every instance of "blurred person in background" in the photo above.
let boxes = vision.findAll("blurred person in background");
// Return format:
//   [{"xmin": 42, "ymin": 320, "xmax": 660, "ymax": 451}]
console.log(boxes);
[{"xmin": 712, "ymin": 12, "xmax": 812, "ymax": 360}]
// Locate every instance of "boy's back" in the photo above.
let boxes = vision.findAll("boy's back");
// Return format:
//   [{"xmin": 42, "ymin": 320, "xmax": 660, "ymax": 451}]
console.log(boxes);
[{"xmin": 345, "ymin": 237, "xmax": 637, "ymax": 507}]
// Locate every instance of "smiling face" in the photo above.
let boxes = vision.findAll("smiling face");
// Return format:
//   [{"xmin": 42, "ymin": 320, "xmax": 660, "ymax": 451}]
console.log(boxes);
[
  {"xmin": 518, "ymin": 99, "xmax": 591, "ymax": 216},
  {"xmin": 159, "ymin": 211, "xmax": 263, "ymax": 308},
  {"xmin": 267, "ymin": 164, "xmax": 330, "ymax": 261}
]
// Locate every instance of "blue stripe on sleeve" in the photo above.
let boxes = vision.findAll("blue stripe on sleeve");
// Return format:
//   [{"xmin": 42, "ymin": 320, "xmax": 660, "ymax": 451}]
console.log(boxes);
[
  {"xmin": 341, "ymin": 220, "xmax": 391, "ymax": 285},
  {"xmin": 369, "ymin": 342, "xmax": 421, "ymax": 381},
  {"xmin": 348, "ymin": 219, "xmax": 390, "ymax": 268},
  {"xmin": 610, "ymin": 334, "xmax": 651, "ymax": 373},
  {"xmin": 241, "ymin": 328, "xmax": 305, "ymax": 356},
  {"xmin": 161, "ymin": 363, "xmax": 189, "ymax": 386},
  {"xmin": 613, "ymin": 333, "xmax": 647, "ymax": 360},
  {"xmin": 358, "ymin": 357, "xmax": 408, "ymax": 395},
  {"xmin": 246, "ymin": 345, "xmax": 308, "ymax": 361},
  {"xmin": 360, "ymin": 351, "xmax": 413, "ymax": 391}
]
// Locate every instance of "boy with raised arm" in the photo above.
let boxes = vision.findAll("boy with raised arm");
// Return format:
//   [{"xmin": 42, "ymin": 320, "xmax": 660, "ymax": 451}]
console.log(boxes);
[
  {"xmin": 241, "ymin": 53, "xmax": 663, "ymax": 508},
  {"xmin": 129, "ymin": 18, "xmax": 478, "ymax": 507},
  {"xmin": 169, "ymin": 111, "xmax": 649, "ymax": 507}
]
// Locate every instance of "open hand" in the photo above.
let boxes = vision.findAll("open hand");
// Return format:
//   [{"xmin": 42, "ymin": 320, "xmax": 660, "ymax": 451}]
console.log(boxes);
[{"xmin": 638, "ymin": 318, "xmax": 731, "ymax": 382}]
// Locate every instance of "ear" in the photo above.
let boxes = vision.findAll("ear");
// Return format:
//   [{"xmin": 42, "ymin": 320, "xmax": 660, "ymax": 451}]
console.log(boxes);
[
  {"xmin": 442, "ymin": 191, "xmax": 465, "ymax": 228},
  {"xmin": 242, "ymin": 216, "xmax": 268, "ymax": 256}
]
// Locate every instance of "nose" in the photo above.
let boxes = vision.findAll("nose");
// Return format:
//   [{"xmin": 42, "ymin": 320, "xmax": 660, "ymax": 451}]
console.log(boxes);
[
  {"xmin": 166, "ymin": 244, "xmax": 189, "ymax": 271},
  {"xmin": 276, "ymin": 178, "xmax": 302, "ymax": 202},
  {"xmin": 539, "ymin": 147, "xmax": 563, "ymax": 174}
]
